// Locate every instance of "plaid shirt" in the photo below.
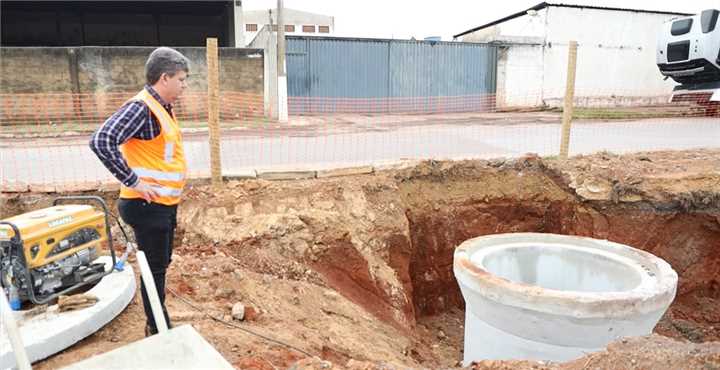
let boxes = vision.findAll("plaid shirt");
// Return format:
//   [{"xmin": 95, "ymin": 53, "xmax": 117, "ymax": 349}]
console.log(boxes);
[{"xmin": 89, "ymin": 85, "xmax": 174, "ymax": 188}]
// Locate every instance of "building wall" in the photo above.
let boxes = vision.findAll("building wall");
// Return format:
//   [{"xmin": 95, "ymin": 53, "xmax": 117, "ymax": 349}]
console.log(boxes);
[
  {"xmin": 462, "ymin": 6, "xmax": 681, "ymax": 106},
  {"xmin": 496, "ymin": 44, "xmax": 545, "ymax": 107},
  {"xmin": 463, "ymin": 8, "xmax": 548, "ymax": 107},
  {"xmin": 248, "ymin": 25, "xmax": 278, "ymax": 117},
  {"xmin": 243, "ymin": 8, "xmax": 334, "ymax": 45},
  {"xmin": 1, "ymin": 47, "xmax": 263, "ymax": 94},
  {"xmin": 543, "ymin": 7, "xmax": 678, "ymax": 102},
  {"xmin": 1, "ymin": 47, "xmax": 264, "ymax": 123}
]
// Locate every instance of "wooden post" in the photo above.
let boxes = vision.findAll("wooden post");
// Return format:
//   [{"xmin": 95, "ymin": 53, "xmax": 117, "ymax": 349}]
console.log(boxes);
[
  {"xmin": 559, "ymin": 40, "xmax": 578, "ymax": 159},
  {"xmin": 206, "ymin": 38, "xmax": 222, "ymax": 187}
]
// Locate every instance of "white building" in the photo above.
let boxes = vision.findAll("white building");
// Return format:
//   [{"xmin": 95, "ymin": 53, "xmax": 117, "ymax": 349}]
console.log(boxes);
[
  {"xmin": 454, "ymin": 3, "xmax": 691, "ymax": 107},
  {"xmin": 243, "ymin": 7, "xmax": 334, "ymax": 44}
]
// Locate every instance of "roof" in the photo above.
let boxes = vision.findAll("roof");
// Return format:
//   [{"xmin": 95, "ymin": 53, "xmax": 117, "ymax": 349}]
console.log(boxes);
[
  {"xmin": 243, "ymin": 8, "xmax": 333, "ymax": 19},
  {"xmin": 453, "ymin": 2, "xmax": 693, "ymax": 39},
  {"xmin": 285, "ymin": 35, "xmax": 492, "ymax": 46},
  {"xmin": 244, "ymin": 7, "xmax": 334, "ymax": 27}
]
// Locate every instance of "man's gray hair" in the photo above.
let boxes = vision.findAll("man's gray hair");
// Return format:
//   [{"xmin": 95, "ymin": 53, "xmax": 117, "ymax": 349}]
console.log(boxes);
[{"xmin": 145, "ymin": 47, "xmax": 190, "ymax": 85}]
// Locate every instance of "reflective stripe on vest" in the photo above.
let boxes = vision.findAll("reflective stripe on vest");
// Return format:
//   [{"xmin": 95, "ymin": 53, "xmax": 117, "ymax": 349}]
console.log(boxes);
[
  {"xmin": 119, "ymin": 89, "xmax": 187, "ymax": 206},
  {"xmin": 132, "ymin": 167, "xmax": 184, "ymax": 182},
  {"xmin": 164, "ymin": 143, "xmax": 175, "ymax": 163},
  {"xmin": 150, "ymin": 185, "xmax": 183, "ymax": 197}
]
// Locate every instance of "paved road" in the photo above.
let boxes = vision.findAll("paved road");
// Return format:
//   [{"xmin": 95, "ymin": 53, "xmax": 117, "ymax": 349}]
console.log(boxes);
[{"xmin": 2, "ymin": 117, "xmax": 718, "ymax": 186}]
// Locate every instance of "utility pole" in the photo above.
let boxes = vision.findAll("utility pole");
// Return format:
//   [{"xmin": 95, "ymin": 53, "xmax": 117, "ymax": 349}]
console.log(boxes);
[
  {"xmin": 277, "ymin": 0, "xmax": 286, "ymax": 79},
  {"xmin": 277, "ymin": 0, "xmax": 288, "ymax": 122}
]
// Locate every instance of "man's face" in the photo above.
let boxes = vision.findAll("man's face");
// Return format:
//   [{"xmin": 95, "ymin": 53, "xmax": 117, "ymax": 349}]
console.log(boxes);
[{"xmin": 160, "ymin": 70, "xmax": 188, "ymax": 103}]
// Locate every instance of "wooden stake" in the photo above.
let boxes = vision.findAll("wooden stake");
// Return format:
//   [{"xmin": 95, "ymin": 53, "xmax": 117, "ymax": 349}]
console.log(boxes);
[
  {"xmin": 207, "ymin": 38, "xmax": 222, "ymax": 187},
  {"xmin": 559, "ymin": 40, "xmax": 578, "ymax": 159}
]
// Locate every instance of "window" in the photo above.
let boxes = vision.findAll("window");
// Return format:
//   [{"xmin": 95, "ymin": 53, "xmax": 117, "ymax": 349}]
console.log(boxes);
[
  {"xmin": 667, "ymin": 41, "xmax": 690, "ymax": 62},
  {"xmin": 302, "ymin": 25, "xmax": 315, "ymax": 33},
  {"xmin": 318, "ymin": 25, "xmax": 330, "ymax": 33},
  {"xmin": 245, "ymin": 24, "xmax": 257, "ymax": 32},
  {"xmin": 271, "ymin": 24, "xmax": 278, "ymax": 31},
  {"xmin": 701, "ymin": 9, "xmax": 719, "ymax": 34},
  {"xmin": 671, "ymin": 19, "xmax": 693, "ymax": 36}
]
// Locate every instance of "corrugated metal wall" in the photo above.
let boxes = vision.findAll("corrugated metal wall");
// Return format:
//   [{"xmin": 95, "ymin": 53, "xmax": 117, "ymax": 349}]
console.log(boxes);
[{"xmin": 286, "ymin": 36, "xmax": 497, "ymax": 114}]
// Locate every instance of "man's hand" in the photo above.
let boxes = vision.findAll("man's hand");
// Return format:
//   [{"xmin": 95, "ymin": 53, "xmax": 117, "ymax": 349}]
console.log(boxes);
[{"xmin": 132, "ymin": 180, "xmax": 160, "ymax": 203}]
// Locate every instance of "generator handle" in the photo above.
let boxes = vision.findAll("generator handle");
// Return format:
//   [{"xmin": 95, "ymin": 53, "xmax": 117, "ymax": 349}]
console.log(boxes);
[
  {"xmin": 0, "ymin": 221, "xmax": 35, "ymax": 305},
  {"xmin": 52, "ymin": 196, "xmax": 117, "ymax": 269},
  {"xmin": 0, "ymin": 221, "xmax": 22, "ymax": 245},
  {"xmin": 0, "ymin": 222, "xmax": 25, "ymax": 289},
  {"xmin": 0, "ymin": 221, "xmax": 24, "ymax": 267}
]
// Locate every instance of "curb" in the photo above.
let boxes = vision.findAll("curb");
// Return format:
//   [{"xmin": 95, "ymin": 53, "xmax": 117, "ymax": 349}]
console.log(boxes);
[{"xmin": 1, "ymin": 160, "xmax": 419, "ymax": 194}]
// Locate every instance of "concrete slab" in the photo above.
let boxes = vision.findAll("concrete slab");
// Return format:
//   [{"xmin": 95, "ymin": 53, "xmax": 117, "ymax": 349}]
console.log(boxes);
[
  {"xmin": 27, "ymin": 184, "xmax": 57, "ymax": 193},
  {"xmin": 0, "ymin": 182, "xmax": 29, "ymax": 193},
  {"xmin": 60, "ymin": 325, "xmax": 235, "ymax": 370},
  {"xmin": 97, "ymin": 181, "xmax": 121, "ymax": 192},
  {"xmin": 0, "ymin": 256, "xmax": 136, "ymax": 369},
  {"xmin": 372, "ymin": 159, "xmax": 423, "ymax": 172},
  {"xmin": 316, "ymin": 165, "xmax": 374, "ymax": 178},
  {"xmin": 224, "ymin": 169, "xmax": 258, "ymax": 179},
  {"xmin": 256, "ymin": 169, "xmax": 316, "ymax": 181}
]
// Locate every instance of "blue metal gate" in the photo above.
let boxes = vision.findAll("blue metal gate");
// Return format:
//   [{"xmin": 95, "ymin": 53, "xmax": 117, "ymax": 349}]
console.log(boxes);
[{"xmin": 286, "ymin": 36, "xmax": 497, "ymax": 114}]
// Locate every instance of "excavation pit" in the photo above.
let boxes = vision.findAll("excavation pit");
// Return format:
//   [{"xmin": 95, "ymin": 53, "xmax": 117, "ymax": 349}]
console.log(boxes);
[{"xmin": 2, "ymin": 150, "xmax": 719, "ymax": 369}]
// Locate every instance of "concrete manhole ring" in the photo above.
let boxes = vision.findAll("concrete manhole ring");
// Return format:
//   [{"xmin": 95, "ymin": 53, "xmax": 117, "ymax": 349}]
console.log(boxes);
[{"xmin": 454, "ymin": 232, "xmax": 678, "ymax": 364}]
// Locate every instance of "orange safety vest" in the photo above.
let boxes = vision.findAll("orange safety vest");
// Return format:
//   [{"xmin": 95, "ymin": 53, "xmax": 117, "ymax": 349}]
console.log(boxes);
[{"xmin": 119, "ymin": 89, "xmax": 187, "ymax": 206}]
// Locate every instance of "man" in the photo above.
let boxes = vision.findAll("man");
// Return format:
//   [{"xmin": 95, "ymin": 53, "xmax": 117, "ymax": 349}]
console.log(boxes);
[{"xmin": 89, "ymin": 47, "xmax": 189, "ymax": 336}]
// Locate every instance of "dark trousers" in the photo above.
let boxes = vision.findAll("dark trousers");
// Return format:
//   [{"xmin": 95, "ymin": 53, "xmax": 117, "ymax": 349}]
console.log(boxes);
[{"xmin": 118, "ymin": 198, "xmax": 177, "ymax": 334}]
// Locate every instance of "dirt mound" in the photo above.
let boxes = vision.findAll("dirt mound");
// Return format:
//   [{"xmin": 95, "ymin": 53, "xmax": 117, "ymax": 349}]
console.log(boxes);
[{"xmin": 289, "ymin": 334, "xmax": 720, "ymax": 369}]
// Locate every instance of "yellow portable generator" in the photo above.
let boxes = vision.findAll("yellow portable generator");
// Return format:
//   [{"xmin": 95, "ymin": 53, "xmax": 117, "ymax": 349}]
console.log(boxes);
[{"xmin": 0, "ymin": 196, "xmax": 116, "ymax": 306}]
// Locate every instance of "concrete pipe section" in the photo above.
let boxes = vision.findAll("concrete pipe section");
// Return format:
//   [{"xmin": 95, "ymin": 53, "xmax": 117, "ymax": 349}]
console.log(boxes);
[
  {"xmin": 1, "ymin": 256, "xmax": 135, "ymax": 369},
  {"xmin": 453, "ymin": 233, "xmax": 678, "ymax": 364}
]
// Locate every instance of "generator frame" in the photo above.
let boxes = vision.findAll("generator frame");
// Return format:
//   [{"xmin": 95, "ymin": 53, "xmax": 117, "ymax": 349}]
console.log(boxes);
[{"xmin": 0, "ymin": 196, "xmax": 117, "ymax": 305}]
